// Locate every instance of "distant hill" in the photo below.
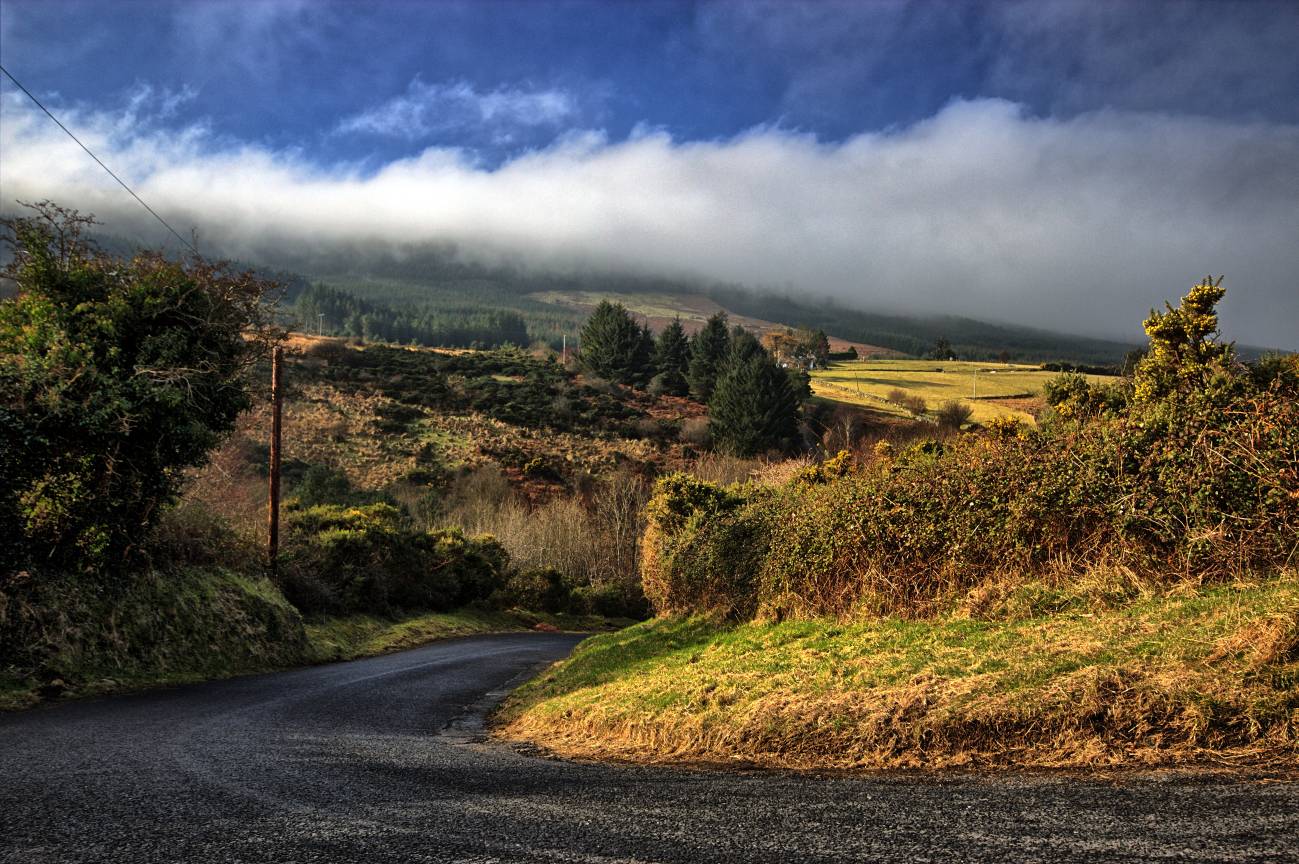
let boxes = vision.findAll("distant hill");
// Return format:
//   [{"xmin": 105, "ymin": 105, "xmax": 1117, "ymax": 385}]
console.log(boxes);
[{"xmin": 265, "ymin": 245, "xmax": 1147, "ymax": 364}]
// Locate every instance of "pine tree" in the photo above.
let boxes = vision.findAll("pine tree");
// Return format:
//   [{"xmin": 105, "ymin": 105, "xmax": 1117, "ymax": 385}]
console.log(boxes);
[
  {"xmin": 708, "ymin": 333, "xmax": 800, "ymax": 457},
  {"xmin": 687, "ymin": 312, "xmax": 730, "ymax": 401},
  {"xmin": 578, "ymin": 300, "xmax": 649, "ymax": 386},
  {"xmin": 652, "ymin": 317, "xmax": 691, "ymax": 396},
  {"xmin": 635, "ymin": 323, "xmax": 657, "ymax": 384}
]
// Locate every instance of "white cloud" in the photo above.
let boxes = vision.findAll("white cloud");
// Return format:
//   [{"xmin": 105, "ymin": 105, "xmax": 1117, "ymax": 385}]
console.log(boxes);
[
  {"xmin": 337, "ymin": 79, "xmax": 578, "ymax": 140},
  {"xmin": 2, "ymin": 92, "xmax": 1297, "ymax": 347}
]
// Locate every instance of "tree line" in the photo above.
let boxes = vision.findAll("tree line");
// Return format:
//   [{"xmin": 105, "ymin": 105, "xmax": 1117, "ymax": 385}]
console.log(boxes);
[
  {"xmin": 577, "ymin": 301, "xmax": 806, "ymax": 457},
  {"xmin": 294, "ymin": 282, "xmax": 529, "ymax": 348}
]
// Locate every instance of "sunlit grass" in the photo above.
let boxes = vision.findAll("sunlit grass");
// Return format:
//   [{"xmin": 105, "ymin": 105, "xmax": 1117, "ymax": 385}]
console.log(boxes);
[
  {"xmin": 811, "ymin": 359, "xmax": 1114, "ymax": 424},
  {"xmin": 498, "ymin": 572, "xmax": 1299, "ymax": 769}
]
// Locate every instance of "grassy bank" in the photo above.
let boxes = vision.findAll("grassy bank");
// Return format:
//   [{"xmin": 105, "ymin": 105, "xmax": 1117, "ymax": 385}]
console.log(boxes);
[
  {"xmin": 497, "ymin": 571, "xmax": 1299, "ymax": 770},
  {"xmin": 0, "ymin": 566, "xmax": 308, "ymax": 711}
]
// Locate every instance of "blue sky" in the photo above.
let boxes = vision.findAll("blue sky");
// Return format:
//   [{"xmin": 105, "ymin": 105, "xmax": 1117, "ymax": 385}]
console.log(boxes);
[{"xmin": 1, "ymin": 0, "xmax": 1297, "ymax": 345}]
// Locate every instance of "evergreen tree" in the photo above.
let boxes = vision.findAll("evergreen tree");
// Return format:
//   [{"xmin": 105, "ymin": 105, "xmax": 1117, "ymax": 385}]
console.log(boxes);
[
  {"xmin": 652, "ymin": 317, "xmax": 691, "ymax": 396},
  {"xmin": 708, "ymin": 333, "xmax": 800, "ymax": 457},
  {"xmin": 578, "ymin": 300, "xmax": 650, "ymax": 385},
  {"xmin": 687, "ymin": 312, "xmax": 731, "ymax": 401},
  {"xmin": 636, "ymin": 323, "xmax": 657, "ymax": 383}
]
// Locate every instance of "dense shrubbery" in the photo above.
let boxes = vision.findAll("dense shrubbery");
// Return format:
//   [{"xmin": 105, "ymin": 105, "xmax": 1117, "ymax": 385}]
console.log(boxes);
[
  {"xmin": 643, "ymin": 282, "xmax": 1299, "ymax": 620},
  {"xmin": 299, "ymin": 343, "xmax": 645, "ymax": 436}
]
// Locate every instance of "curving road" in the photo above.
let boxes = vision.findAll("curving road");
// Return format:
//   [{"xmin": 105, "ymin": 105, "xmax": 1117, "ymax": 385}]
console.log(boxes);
[{"xmin": 2, "ymin": 633, "xmax": 1295, "ymax": 863}]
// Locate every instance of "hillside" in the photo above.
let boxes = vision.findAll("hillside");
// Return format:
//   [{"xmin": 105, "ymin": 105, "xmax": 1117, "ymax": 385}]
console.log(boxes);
[
  {"xmin": 496, "ymin": 283, "xmax": 1299, "ymax": 772},
  {"xmin": 238, "ymin": 241, "xmax": 1154, "ymax": 363}
]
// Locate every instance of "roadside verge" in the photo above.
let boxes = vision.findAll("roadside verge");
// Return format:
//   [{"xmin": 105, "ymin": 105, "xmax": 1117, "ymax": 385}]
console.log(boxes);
[{"xmin": 495, "ymin": 574, "xmax": 1299, "ymax": 771}]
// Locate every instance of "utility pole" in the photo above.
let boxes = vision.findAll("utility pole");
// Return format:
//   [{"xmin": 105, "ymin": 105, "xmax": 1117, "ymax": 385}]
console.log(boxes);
[
  {"xmin": 562, "ymin": 333, "xmax": 567, "ymax": 365},
  {"xmin": 972, "ymin": 370, "xmax": 977, "ymax": 399},
  {"xmin": 267, "ymin": 346, "xmax": 283, "ymax": 574}
]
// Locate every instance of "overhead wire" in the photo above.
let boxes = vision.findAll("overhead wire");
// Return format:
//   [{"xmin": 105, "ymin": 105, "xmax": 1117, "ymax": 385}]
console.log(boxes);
[{"xmin": 0, "ymin": 62, "xmax": 200, "ymax": 257}]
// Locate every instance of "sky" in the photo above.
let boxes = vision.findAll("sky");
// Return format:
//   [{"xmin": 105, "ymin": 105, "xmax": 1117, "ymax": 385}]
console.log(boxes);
[{"xmin": 1, "ymin": 0, "xmax": 1296, "ymax": 347}]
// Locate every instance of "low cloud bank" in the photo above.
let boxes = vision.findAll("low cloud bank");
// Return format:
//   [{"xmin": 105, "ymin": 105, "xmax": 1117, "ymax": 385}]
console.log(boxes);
[{"xmin": 2, "ymin": 93, "xmax": 1296, "ymax": 346}]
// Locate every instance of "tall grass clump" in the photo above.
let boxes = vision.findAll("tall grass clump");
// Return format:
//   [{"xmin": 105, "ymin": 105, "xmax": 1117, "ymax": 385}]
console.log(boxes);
[{"xmin": 642, "ymin": 281, "xmax": 1299, "ymax": 620}]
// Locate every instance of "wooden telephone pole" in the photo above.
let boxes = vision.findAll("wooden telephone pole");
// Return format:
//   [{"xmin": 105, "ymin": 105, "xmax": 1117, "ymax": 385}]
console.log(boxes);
[{"xmin": 267, "ymin": 346, "xmax": 284, "ymax": 573}]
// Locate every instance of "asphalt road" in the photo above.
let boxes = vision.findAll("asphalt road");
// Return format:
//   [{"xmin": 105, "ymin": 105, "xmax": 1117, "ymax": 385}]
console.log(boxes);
[{"xmin": 2, "ymin": 633, "xmax": 1296, "ymax": 863}]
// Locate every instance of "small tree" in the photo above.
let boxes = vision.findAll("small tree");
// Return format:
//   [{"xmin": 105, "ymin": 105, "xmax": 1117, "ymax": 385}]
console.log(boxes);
[
  {"xmin": 577, "ymin": 300, "xmax": 650, "ymax": 386},
  {"xmin": 795, "ymin": 326, "xmax": 831, "ymax": 368},
  {"xmin": 1, "ymin": 202, "xmax": 279, "ymax": 576},
  {"xmin": 687, "ymin": 311, "xmax": 731, "ymax": 401},
  {"xmin": 930, "ymin": 336, "xmax": 954, "ymax": 361}
]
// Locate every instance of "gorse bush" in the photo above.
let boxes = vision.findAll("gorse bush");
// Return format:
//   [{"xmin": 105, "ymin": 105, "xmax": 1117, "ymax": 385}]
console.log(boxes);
[
  {"xmin": 278, "ymin": 502, "xmax": 508, "ymax": 615},
  {"xmin": 642, "ymin": 280, "xmax": 1299, "ymax": 620}
]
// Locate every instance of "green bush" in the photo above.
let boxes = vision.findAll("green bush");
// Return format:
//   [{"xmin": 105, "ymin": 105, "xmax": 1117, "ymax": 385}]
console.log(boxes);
[
  {"xmin": 641, "ymin": 473, "xmax": 769, "ymax": 617},
  {"xmin": 279, "ymin": 503, "xmax": 509, "ymax": 615},
  {"xmin": 934, "ymin": 400, "xmax": 973, "ymax": 429},
  {"xmin": 1, "ymin": 204, "xmax": 276, "ymax": 577}
]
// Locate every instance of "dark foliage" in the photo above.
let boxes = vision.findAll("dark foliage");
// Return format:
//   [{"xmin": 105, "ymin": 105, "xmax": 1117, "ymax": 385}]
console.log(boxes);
[
  {"xmin": 278, "ymin": 502, "xmax": 508, "ymax": 615},
  {"xmin": 708, "ymin": 331, "xmax": 800, "ymax": 457},
  {"xmin": 295, "ymin": 344, "xmax": 645, "ymax": 436},
  {"xmin": 653, "ymin": 316, "xmax": 691, "ymax": 396},
  {"xmin": 577, "ymin": 300, "xmax": 653, "ymax": 386},
  {"xmin": 295, "ymin": 282, "xmax": 528, "ymax": 349},
  {"xmin": 687, "ymin": 312, "xmax": 731, "ymax": 401},
  {"xmin": 1, "ymin": 203, "xmax": 277, "ymax": 577}
]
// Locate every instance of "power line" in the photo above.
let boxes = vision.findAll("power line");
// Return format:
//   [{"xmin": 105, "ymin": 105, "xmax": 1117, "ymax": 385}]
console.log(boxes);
[{"xmin": 0, "ymin": 63, "xmax": 200, "ymax": 257}]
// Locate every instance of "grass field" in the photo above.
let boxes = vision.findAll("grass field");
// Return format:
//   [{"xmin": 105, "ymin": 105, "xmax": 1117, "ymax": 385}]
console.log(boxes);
[
  {"xmin": 811, "ymin": 359, "xmax": 1115, "ymax": 424},
  {"xmin": 497, "ymin": 570, "xmax": 1299, "ymax": 770}
]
